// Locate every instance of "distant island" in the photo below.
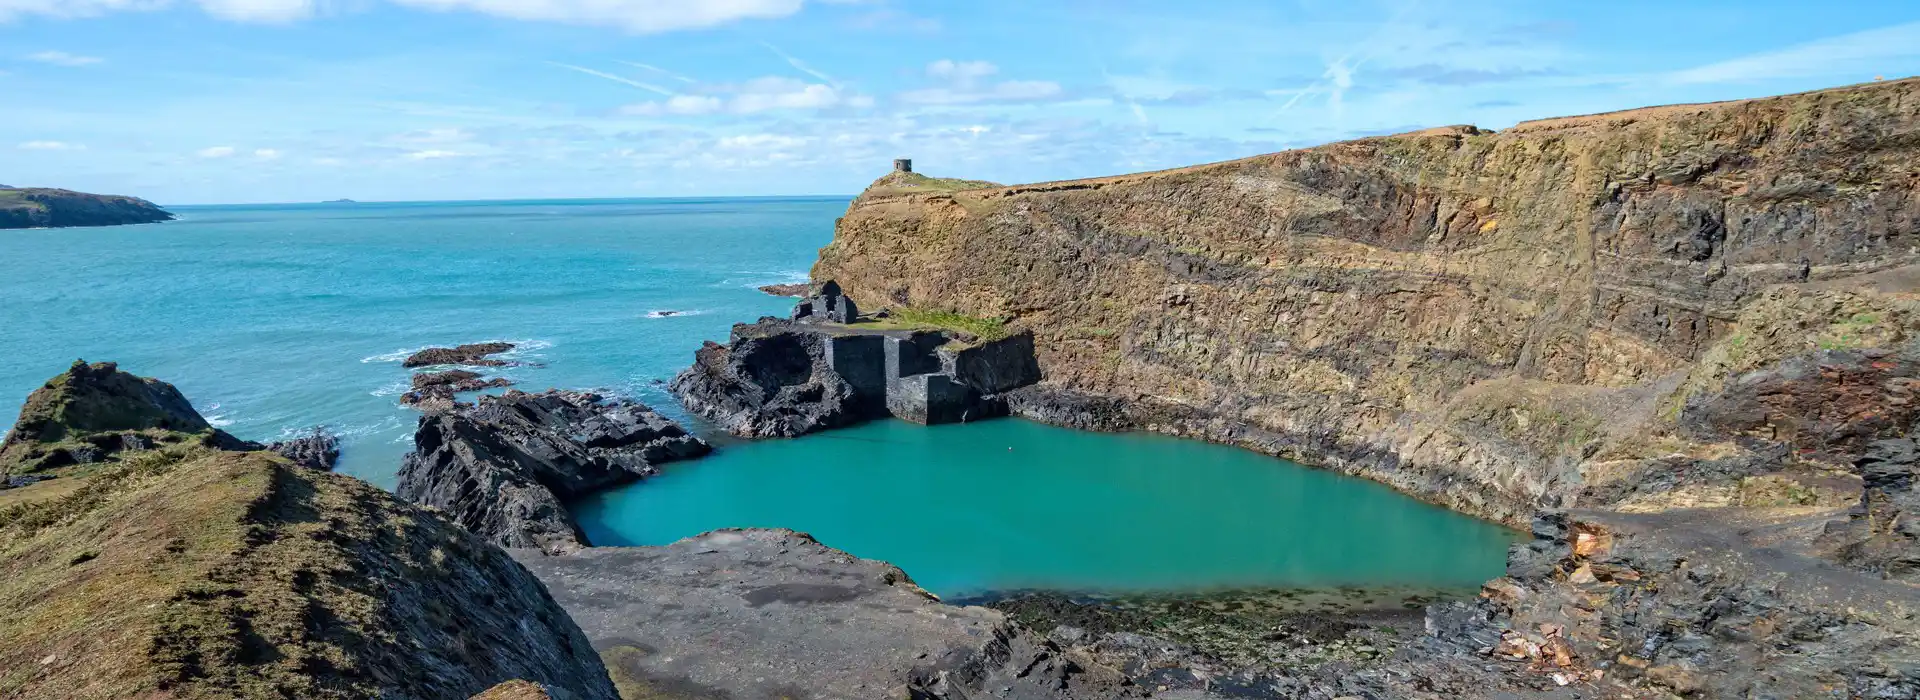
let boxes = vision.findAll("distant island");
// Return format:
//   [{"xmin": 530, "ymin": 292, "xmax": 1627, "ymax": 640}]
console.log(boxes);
[
  {"xmin": 0, "ymin": 185, "xmax": 174, "ymax": 229},
  {"xmin": 322, "ymin": 198, "xmax": 358, "ymax": 204}
]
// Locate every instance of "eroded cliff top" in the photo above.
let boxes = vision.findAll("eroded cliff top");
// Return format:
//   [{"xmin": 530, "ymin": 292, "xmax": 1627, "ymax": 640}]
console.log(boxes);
[{"xmin": 851, "ymin": 76, "xmax": 1920, "ymax": 206}]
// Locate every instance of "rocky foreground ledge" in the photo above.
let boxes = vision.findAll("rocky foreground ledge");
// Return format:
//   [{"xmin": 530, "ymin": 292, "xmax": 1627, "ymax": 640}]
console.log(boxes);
[{"xmin": 0, "ymin": 186, "xmax": 174, "ymax": 229}]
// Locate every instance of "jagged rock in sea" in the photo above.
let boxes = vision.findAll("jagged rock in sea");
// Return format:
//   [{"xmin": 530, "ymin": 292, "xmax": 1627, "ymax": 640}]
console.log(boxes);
[
  {"xmin": 403, "ymin": 342, "xmax": 517, "ymax": 368},
  {"xmin": 0, "ymin": 450, "xmax": 621, "ymax": 700},
  {"xmin": 397, "ymin": 390, "xmax": 711, "ymax": 554},
  {"xmin": 0, "ymin": 187, "xmax": 174, "ymax": 229},
  {"xmin": 669, "ymin": 313, "xmax": 1040, "ymax": 437},
  {"xmin": 758, "ymin": 282, "xmax": 810, "ymax": 297},
  {"xmin": 0, "ymin": 360, "xmax": 254, "ymax": 474},
  {"xmin": 265, "ymin": 426, "xmax": 340, "ymax": 470},
  {"xmin": 400, "ymin": 369, "xmax": 514, "ymax": 409}
]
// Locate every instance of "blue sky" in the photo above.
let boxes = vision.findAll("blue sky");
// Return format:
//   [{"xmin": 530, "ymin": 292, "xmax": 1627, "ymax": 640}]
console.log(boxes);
[{"xmin": 4, "ymin": 0, "xmax": 1918, "ymax": 204}]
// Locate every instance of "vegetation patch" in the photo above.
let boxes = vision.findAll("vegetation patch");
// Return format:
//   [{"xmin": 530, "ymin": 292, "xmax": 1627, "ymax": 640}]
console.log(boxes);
[{"xmin": 877, "ymin": 307, "xmax": 1011, "ymax": 341}]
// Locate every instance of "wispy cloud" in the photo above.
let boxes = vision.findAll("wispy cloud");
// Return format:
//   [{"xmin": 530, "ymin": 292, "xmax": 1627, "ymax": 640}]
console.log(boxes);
[
  {"xmin": 197, "ymin": 146, "xmax": 237, "ymax": 158},
  {"xmin": 1668, "ymin": 21, "xmax": 1920, "ymax": 84},
  {"xmin": 254, "ymin": 148, "xmax": 282, "ymax": 160},
  {"xmin": 403, "ymin": 149, "xmax": 469, "ymax": 160},
  {"xmin": 622, "ymin": 76, "xmax": 870, "ymax": 116},
  {"xmin": 762, "ymin": 42, "xmax": 840, "ymax": 88},
  {"xmin": 900, "ymin": 59, "xmax": 1066, "ymax": 107},
  {"xmin": 618, "ymin": 60, "xmax": 697, "ymax": 84},
  {"xmin": 1380, "ymin": 64, "xmax": 1560, "ymax": 86},
  {"xmin": 26, "ymin": 51, "xmax": 103, "ymax": 67},
  {"xmin": 548, "ymin": 62, "xmax": 674, "ymax": 95},
  {"xmin": 19, "ymin": 140, "xmax": 83, "ymax": 150}
]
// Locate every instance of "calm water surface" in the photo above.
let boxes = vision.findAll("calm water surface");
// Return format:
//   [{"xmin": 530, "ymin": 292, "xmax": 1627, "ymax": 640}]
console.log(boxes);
[{"xmin": 0, "ymin": 198, "xmax": 1517, "ymax": 597}]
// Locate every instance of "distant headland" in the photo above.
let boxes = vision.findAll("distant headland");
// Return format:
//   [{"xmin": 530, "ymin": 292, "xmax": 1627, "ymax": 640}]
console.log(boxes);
[
  {"xmin": 322, "ymin": 198, "xmax": 358, "ymax": 204},
  {"xmin": 0, "ymin": 185, "xmax": 174, "ymax": 229}
]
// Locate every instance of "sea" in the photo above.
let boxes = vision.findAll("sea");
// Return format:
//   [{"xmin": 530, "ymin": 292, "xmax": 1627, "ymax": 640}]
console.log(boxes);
[{"xmin": 0, "ymin": 198, "xmax": 1518, "ymax": 598}]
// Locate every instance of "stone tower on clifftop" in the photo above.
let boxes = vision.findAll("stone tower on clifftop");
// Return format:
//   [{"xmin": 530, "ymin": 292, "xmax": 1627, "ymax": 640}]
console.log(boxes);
[{"xmin": 893, "ymin": 158, "xmax": 912, "ymax": 173}]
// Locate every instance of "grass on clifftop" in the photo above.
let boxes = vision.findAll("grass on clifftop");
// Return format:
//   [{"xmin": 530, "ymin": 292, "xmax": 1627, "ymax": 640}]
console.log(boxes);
[
  {"xmin": 859, "ymin": 171, "xmax": 1001, "ymax": 200},
  {"xmin": 869, "ymin": 307, "xmax": 1011, "ymax": 342}
]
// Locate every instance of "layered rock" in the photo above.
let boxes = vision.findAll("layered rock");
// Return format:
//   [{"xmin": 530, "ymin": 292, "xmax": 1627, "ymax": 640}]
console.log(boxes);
[
  {"xmin": 670, "ymin": 315, "xmax": 1040, "ymax": 437},
  {"xmin": 0, "ymin": 450, "xmax": 619, "ymax": 700},
  {"xmin": 401, "ymin": 369, "xmax": 515, "ymax": 409},
  {"xmin": 403, "ymin": 342, "xmax": 517, "ymax": 368},
  {"xmin": 817, "ymin": 77, "xmax": 1920, "ymax": 527},
  {"xmin": 265, "ymin": 427, "xmax": 341, "ymax": 470},
  {"xmin": 397, "ymin": 390, "xmax": 711, "ymax": 554},
  {"xmin": 0, "ymin": 186, "xmax": 173, "ymax": 229},
  {"xmin": 0, "ymin": 360, "xmax": 254, "ymax": 474}
]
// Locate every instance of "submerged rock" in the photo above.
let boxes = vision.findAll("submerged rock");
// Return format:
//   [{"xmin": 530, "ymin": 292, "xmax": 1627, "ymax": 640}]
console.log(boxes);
[
  {"xmin": 397, "ymin": 390, "xmax": 711, "ymax": 554},
  {"xmin": 0, "ymin": 360, "xmax": 255, "ymax": 474},
  {"xmin": 266, "ymin": 426, "xmax": 341, "ymax": 470},
  {"xmin": 403, "ymin": 342, "xmax": 517, "ymax": 368},
  {"xmin": 0, "ymin": 449, "xmax": 620, "ymax": 699}
]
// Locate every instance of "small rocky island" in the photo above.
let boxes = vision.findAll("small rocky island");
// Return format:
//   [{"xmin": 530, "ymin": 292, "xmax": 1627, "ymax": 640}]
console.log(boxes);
[
  {"xmin": 672, "ymin": 280, "xmax": 1042, "ymax": 437},
  {"xmin": 0, "ymin": 185, "xmax": 174, "ymax": 229}
]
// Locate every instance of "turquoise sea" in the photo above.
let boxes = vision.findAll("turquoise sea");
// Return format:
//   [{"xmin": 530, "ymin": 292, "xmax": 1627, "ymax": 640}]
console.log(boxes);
[{"xmin": 0, "ymin": 198, "xmax": 1517, "ymax": 597}]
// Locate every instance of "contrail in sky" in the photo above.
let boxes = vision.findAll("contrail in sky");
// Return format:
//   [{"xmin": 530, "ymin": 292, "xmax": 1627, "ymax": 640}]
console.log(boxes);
[
  {"xmin": 761, "ymin": 42, "xmax": 840, "ymax": 87},
  {"xmin": 548, "ymin": 62, "xmax": 674, "ymax": 96},
  {"xmin": 618, "ymin": 61, "xmax": 698, "ymax": 84}
]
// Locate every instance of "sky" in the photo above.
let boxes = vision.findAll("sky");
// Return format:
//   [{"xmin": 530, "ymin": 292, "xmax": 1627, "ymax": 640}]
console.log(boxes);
[{"xmin": 3, "ymin": 0, "xmax": 1919, "ymax": 204}]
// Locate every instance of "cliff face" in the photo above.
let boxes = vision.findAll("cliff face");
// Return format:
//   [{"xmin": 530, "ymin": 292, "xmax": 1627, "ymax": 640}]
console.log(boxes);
[
  {"xmin": 0, "ymin": 187, "xmax": 174, "ymax": 229},
  {"xmin": 817, "ymin": 78, "xmax": 1920, "ymax": 526}
]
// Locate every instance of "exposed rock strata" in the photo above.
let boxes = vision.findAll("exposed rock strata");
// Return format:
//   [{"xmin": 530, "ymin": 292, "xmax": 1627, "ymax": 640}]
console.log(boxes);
[
  {"xmin": 817, "ymin": 77, "xmax": 1920, "ymax": 528},
  {"xmin": 670, "ymin": 316, "xmax": 1040, "ymax": 436},
  {"xmin": 0, "ymin": 186, "xmax": 174, "ymax": 229},
  {"xmin": 266, "ymin": 426, "xmax": 340, "ymax": 470},
  {"xmin": 397, "ymin": 390, "xmax": 710, "ymax": 554},
  {"xmin": 404, "ymin": 342, "xmax": 517, "ymax": 368}
]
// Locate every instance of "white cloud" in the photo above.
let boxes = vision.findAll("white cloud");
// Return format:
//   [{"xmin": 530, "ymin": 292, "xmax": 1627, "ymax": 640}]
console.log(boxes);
[
  {"xmin": 25, "ymin": 51, "xmax": 104, "ymax": 67},
  {"xmin": 927, "ymin": 59, "xmax": 996, "ymax": 83},
  {"xmin": 899, "ymin": 80, "xmax": 1064, "ymax": 106},
  {"xmin": 254, "ymin": 148, "xmax": 282, "ymax": 159},
  {"xmin": 195, "ymin": 0, "xmax": 314, "ymax": 23},
  {"xmin": 620, "ymin": 76, "xmax": 864, "ymax": 116},
  {"xmin": 19, "ymin": 140, "xmax": 82, "ymax": 150},
  {"xmin": 1668, "ymin": 21, "xmax": 1920, "ymax": 84},
  {"xmin": 0, "ymin": 0, "xmax": 801, "ymax": 31},
  {"xmin": 403, "ymin": 149, "xmax": 468, "ymax": 160},
  {"xmin": 197, "ymin": 146, "xmax": 237, "ymax": 158},
  {"xmin": 393, "ymin": 0, "xmax": 805, "ymax": 34}
]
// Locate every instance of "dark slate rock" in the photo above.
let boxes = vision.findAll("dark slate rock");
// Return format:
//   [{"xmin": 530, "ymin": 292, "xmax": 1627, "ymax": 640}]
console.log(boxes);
[
  {"xmin": 267, "ymin": 427, "xmax": 341, "ymax": 471},
  {"xmin": 403, "ymin": 342, "xmax": 517, "ymax": 368},
  {"xmin": 397, "ymin": 390, "xmax": 710, "ymax": 554}
]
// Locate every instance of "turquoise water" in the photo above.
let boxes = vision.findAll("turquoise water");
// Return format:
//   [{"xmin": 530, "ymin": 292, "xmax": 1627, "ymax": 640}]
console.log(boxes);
[
  {"xmin": 0, "ymin": 199, "xmax": 1516, "ymax": 596},
  {"xmin": 576, "ymin": 419, "xmax": 1518, "ymax": 597}
]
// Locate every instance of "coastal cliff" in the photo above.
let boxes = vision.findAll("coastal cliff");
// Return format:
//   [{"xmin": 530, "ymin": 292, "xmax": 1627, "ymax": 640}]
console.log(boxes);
[
  {"xmin": 0, "ymin": 186, "xmax": 174, "ymax": 229},
  {"xmin": 818, "ymin": 78, "xmax": 1920, "ymax": 527}
]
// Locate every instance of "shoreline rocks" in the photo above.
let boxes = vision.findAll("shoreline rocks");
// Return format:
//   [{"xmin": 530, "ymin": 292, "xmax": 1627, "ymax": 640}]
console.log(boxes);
[
  {"xmin": 403, "ymin": 342, "xmax": 517, "ymax": 368},
  {"xmin": 266, "ymin": 427, "xmax": 341, "ymax": 470},
  {"xmin": 757, "ymin": 283, "xmax": 810, "ymax": 297},
  {"xmin": 401, "ymin": 369, "xmax": 515, "ymax": 409},
  {"xmin": 397, "ymin": 390, "xmax": 711, "ymax": 554}
]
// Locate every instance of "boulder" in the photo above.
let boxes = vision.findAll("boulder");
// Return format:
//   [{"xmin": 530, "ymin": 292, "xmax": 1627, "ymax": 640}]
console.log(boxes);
[
  {"xmin": 403, "ymin": 342, "xmax": 517, "ymax": 368},
  {"xmin": 266, "ymin": 427, "xmax": 341, "ymax": 470},
  {"xmin": 397, "ymin": 390, "xmax": 711, "ymax": 554},
  {"xmin": 0, "ymin": 360, "xmax": 255, "ymax": 474}
]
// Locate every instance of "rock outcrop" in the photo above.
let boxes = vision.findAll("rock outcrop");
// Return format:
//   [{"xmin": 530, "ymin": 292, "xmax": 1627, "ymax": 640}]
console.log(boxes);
[
  {"xmin": 758, "ymin": 283, "xmax": 810, "ymax": 297},
  {"xmin": 670, "ymin": 315, "xmax": 1040, "ymax": 437},
  {"xmin": 817, "ymin": 77, "xmax": 1920, "ymax": 528},
  {"xmin": 0, "ymin": 186, "xmax": 173, "ymax": 229},
  {"xmin": 401, "ymin": 369, "xmax": 514, "ymax": 409},
  {"xmin": 403, "ymin": 342, "xmax": 517, "ymax": 368},
  {"xmin": 397, "ymin": 390, "xmax": 711, "ymax": 554},
  {"xmin": 792, "ymin": 279, "xmax": 859, "ymax": 323},
  {"xmin": 0, "ymin": 360, "xmax": 253, "ymax": 474},
  {"xmin": 0, "ymin": 449, "xmax": 620, "ymax": 700},
  {"xmin": 266, "ymin": 427, "xmax": 341, "ymax": 470}
]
